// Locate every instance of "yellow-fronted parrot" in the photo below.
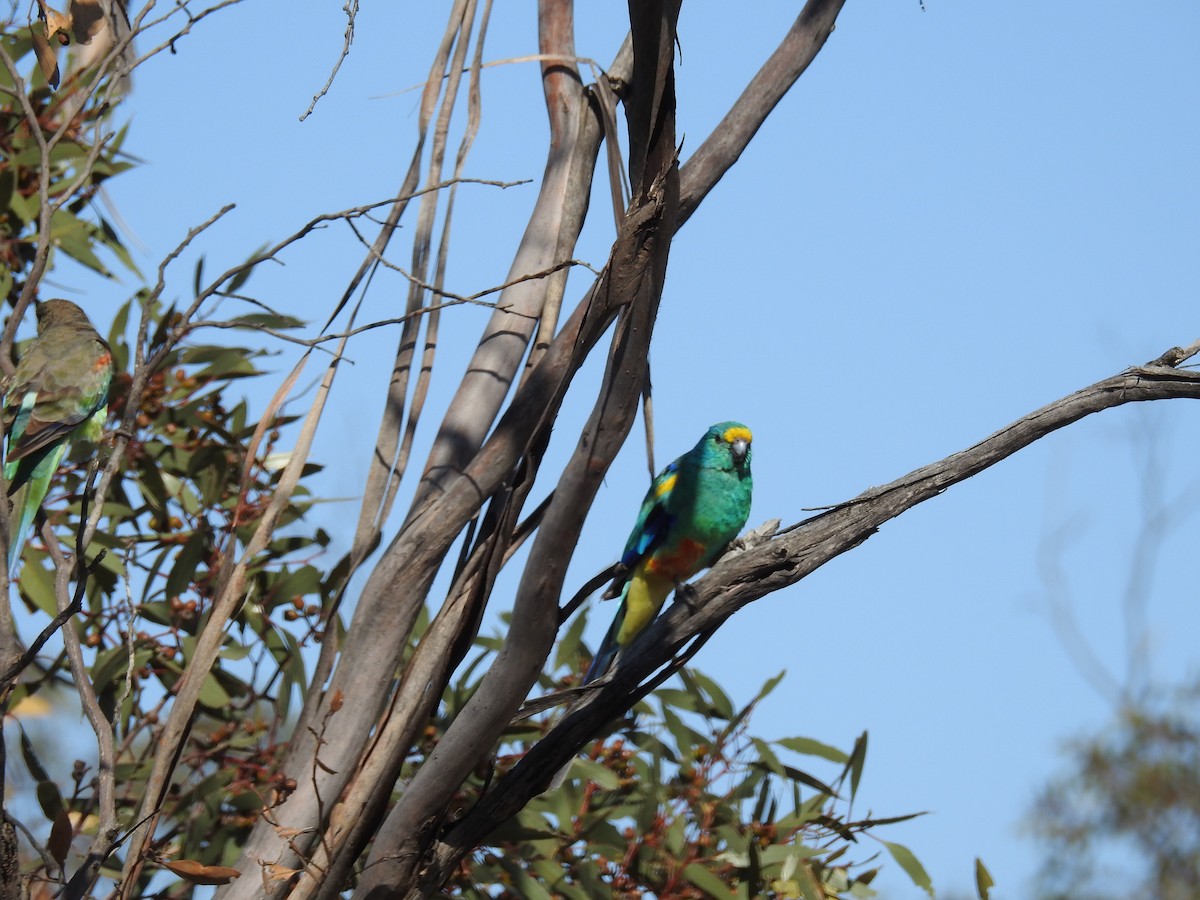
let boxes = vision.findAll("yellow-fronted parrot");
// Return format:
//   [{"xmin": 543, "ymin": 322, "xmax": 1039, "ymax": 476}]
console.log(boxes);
[
  {"xmin": 3, "ymin": 299, "xmax": 113, "ymax": 570},
  {"xmin": 585, "ymin": 421, "xmax": 754, "ymax": 682}
]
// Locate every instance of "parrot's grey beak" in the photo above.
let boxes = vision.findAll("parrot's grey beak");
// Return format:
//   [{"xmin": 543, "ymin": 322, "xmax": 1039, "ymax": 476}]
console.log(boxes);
[{"xmin": 730, "ymin": 438, "xmax": 749, "ymax": 465}]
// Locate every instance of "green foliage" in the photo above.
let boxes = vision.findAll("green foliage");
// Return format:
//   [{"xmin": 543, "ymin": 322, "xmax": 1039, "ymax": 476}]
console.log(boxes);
[
  {"xmin": 8, "ymin": 298, "xmax": 330, "ymax": 891},
  {"xmin": 0, "ymin": 27, "xmax": 336, "ymax": 889},
  {"xmin": 409, "ymin": 618, "xmax": 933, "ymax": 900},
  {"xmin": 0, "ymin": 24, "xmax": 138, "ymax": 305},
  {"xmin": 1030, "ymin": 681, "xmax": 1200, "ymax": 900},
  {"xmin": 974, "ymin": 856, "xmax": 994, "ymax": 899}
]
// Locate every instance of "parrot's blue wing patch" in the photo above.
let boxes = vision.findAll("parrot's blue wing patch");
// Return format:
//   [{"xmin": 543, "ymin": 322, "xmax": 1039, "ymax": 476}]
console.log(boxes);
[{"xmin": 619, "ymin": 460, "xmax": 679, "ymax": 568}]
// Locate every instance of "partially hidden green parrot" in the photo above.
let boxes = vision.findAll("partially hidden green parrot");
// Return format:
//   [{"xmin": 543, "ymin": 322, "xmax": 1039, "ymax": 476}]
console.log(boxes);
[
  {"xmin": 3, "ymin": 299, "xmax": 113, "ymax": 571},
  {"xmin": 584, "ymin": 421, "xmax": 754, "ymax": 683}
]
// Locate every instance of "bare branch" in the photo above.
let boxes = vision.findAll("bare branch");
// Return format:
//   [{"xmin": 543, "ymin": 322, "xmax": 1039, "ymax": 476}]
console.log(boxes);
[
  {"xmin": 217, "ymin": 12, "xmax": 495, "ymax": 888},
  {"xmin": 300, "ymin": 0, "xmax": 359, "ymax": 122},
  {"xmin": 410, "ymin": 0, "xmax": 597, "ymax": 509},
  {"xmin": 357, "ymin": 1, "xmax": 683, "ymax": 892},
  {"xmin": 126, "ymin": 1, "xmax": 249, "ymax": 74},
  {"xmin": 342, "ymin": 0, "xmax": 477, "ymax": 568}
]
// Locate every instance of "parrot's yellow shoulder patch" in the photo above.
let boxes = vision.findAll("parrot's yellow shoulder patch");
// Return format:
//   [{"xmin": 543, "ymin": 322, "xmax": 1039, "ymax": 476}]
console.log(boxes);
[
  {"xmin": 722, "ymin": 425, "xmax": 752, "ymax": 445},
  {"xmin": 654, "ymin": 472, "xmax": 677, "ymax": 499}
]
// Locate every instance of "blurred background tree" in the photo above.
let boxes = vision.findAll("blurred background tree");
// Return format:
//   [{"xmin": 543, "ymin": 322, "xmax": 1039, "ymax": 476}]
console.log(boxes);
[
  {"xmin": 1031, "ymin": 682, "xmax": 1200, "ymax": 900},
  {"xmin": 1028, "ymin": 437, "xmax": 1200, "ymax": 900}
]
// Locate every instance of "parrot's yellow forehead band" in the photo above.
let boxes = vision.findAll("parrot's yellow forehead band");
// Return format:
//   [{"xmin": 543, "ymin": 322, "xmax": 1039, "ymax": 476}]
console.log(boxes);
[{"xmin": 723, "ymin": 426, "xmax": 752, "ymax": 445}]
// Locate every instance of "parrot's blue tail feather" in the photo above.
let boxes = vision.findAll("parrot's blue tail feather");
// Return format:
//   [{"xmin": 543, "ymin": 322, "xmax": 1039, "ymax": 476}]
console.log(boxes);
[{"xmin": 582, "ymin": 612, "xmax": 623, "ymax": 685}]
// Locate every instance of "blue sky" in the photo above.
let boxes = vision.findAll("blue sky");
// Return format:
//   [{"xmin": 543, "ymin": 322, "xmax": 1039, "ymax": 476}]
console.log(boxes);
[{"xmin": 39, "ymin": 2, "xmax": 1200, "ymax": 897}]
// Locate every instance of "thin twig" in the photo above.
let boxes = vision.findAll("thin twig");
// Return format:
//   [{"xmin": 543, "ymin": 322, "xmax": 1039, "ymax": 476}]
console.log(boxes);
[
  {"xmin": 300, "ymin": 0, "xmax": 358, "ymax": 122},
  {"xmin": 4, "ymin": 810, "xmax": 56, "ymax": 875}
]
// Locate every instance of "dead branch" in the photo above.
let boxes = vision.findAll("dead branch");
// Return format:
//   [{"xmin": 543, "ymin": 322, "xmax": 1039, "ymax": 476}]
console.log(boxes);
[{"xmin": 360, "ymin": 0, "xmax": 682, "ymax": 892}]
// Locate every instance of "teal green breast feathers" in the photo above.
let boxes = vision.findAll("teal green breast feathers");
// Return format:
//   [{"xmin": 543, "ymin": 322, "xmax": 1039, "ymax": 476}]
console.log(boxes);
[
  {"xmin": 3, "ymin": 299, "xmax": 113, "ymax": 571},
  {"xmin": 584, "ymin": 421, "xmax": 753, "ymax": 683}
]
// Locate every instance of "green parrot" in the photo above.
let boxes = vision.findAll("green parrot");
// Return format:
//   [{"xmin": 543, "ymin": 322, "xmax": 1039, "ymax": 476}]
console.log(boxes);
[
  {"xmin": 3, "ymin": 299, "xmax": 113, "ymax": 571},
  {"xmin": 584, "ymin": 421, "xmax": 754, "ymax": 683}
]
